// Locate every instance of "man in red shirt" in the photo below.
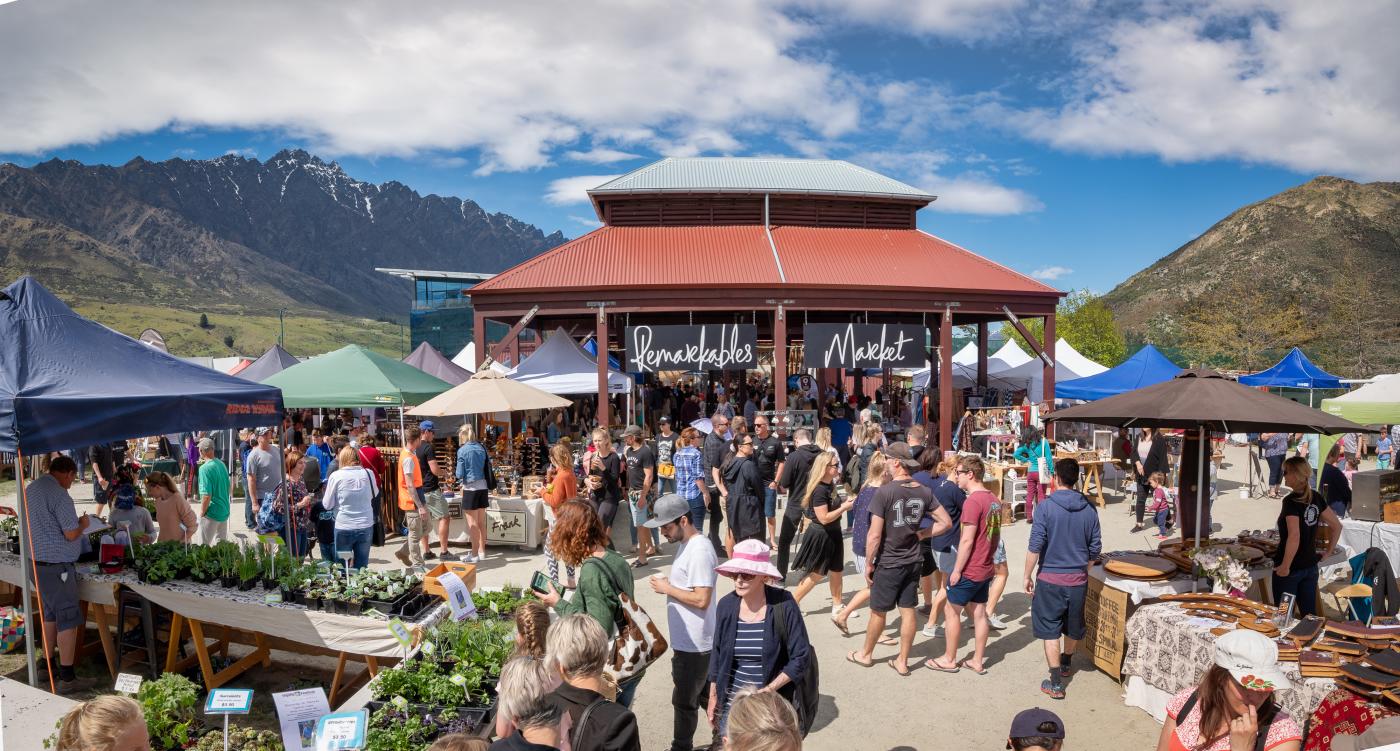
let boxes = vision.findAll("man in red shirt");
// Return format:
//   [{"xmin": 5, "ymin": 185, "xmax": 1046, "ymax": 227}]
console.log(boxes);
[{"xmin": 926, "ymin": 454, "xmax": 1000, "ymax": 676}]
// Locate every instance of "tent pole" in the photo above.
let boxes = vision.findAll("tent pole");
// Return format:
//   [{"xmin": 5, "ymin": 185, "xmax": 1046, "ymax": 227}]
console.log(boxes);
[{"xmin": 15, "ymin": 451, "xmax": 37, "ymax": 686}]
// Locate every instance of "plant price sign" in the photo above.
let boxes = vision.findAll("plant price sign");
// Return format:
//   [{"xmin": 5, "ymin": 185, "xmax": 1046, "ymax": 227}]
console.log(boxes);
[{"xmin": 801, "ymin": 323, "xmax": 925, "ymax": 369}]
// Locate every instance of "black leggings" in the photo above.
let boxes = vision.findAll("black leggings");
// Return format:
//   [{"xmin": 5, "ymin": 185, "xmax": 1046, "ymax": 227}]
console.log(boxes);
[
  {"xmin": 707, "ymin": 487, "xmax": 725, "ymax": 552},
  {"xmin": 1135, "ymin": 480, "xmax": 1149, "ymax": 525},
  {"xmin": 776, "ymin": 515, "xmax": 800, "ymax": 578}
]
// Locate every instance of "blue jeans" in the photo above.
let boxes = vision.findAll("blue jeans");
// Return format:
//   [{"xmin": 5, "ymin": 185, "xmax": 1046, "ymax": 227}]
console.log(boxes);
[
  {"xmin": 335, "ymin": 527, "xmax": 373, "ymax": 570},
  {"xmin": 1273, "ymin": 565, "xmax": 1319, "ymax": 617},
  {"xmin": 318, "ymin": 540, "xmax": 336, "ymax": 564},
  {"xmin": 1153, "ymin": 509, "xmax": 1170, "ymax": 536},
  {"xmin": 617, "ymin": 674, "xmax": 641, "ymax": 709},
  {"xmin": 764, "ymin": 487, "xmax": 777, "ymax": 519},
  {"xmin": 685, "ymin": 496, "xmax": 706, "ymax": 532},
  {"xmin": 281, "ymin": 526, "xmax": 310, "ymax": 560},
  {"xmin": 659, "ymin": 477, "xmax": 676, "ymax": 495}
]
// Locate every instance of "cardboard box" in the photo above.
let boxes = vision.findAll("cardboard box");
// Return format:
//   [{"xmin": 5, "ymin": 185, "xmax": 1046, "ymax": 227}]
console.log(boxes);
[
  {"xmin": 423, "ymin": 562, "xmax": 477, "ymax": 599},
  {"xmin": 1084, "ymin": 576, "xmax": 1133, "ymax": 679}
]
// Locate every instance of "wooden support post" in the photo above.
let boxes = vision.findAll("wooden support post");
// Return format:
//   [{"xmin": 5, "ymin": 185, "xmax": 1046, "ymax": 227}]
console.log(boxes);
[
  {"xmin": 976, "ymin": 321, "xmax": 989, "ymax": 389},
  {"xmin": 773, "ymin": 307, "xmax": 787, "ymax": 409},
  {"xmin": 472, "ymin": 315, "xmax": 487, "ymax": 370},
  {"xmin": 596, "ymin": 308, "xmax": 610, "ymax": 426},
  {"xmin": 939, "ymin": 307, "xmax": 954, "ymax": 452},
  {"xmin": 1042, "ymin": 314, "xmax": 1056, "ymax": 437}
]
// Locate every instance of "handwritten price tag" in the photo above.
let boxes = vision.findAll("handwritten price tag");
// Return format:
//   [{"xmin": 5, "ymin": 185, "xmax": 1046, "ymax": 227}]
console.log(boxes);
[{"xmin": 114, "ymin": 673, "xmax": 143, "ymax": 694}]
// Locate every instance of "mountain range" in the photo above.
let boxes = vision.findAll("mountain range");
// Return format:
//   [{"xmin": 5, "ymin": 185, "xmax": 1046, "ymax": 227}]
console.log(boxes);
[
  {"xmin": 0, "ymin": 150, "xmax": 564, "ymax": 324},
  {"xmin": 1102, "ymin": 176, "xmax": 1400, "ymax": 376}
]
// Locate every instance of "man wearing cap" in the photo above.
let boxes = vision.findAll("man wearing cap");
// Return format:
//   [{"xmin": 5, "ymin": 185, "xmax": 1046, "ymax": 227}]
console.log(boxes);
[
  {"xmin": 1024, "ymin": 458, "xmax": 1101, "ymax": 700},
  {"xmin": 623, "ymin": 425, "xmax": 659, "ymax": 565},
  {"xmin": 24, "ymin": 455, "xmax": 93, "ymax": 692},
  {"xmin": 848, "ymin": 442, "xmax": 952, "ymax": 676},
  {"xmin": 245, "ymin": 427, "xmax": 283, "ymax": 532},
  {"xmin": 415, "ymin": 421, "xmax": 452, "ymax": 561},
  {"xmin": 1007, "ymin": 708, "xmax": 1065, "ymax": 751},
  {"xmin": 196, "ymin": 437, "xmax": 231, "ymax": 544},
  {"xmin": 647, "ymin": 494, "xmax": 717, "ymax": 751}
]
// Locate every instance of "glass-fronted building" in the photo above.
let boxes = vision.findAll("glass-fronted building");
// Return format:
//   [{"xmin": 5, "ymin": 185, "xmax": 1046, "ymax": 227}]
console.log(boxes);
[{"xmin": 377, "ymin": 268, "xmax": 494, "ymax": 358}]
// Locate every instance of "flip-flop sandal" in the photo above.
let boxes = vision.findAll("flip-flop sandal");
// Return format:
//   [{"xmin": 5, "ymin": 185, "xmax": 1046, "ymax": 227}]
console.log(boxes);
[
  {"xmin": 845, "ymin": 651, "xmax": 874, "ymax": 668},
  {"xmin": 961, "ymin": 661, "xmax": 989, "ymax": 675},
  {"xmin": 831, "ymin": 616, "xmax": 850, "ymax": 636},
  {"xmin": 923, "ymin": 658, "xmax": 960, "ymax": 674},
  {"xmin": 878, "ymin": 635, "xmax": 898, "ymax": 646},
  {"xmin": 889, "ymin": 660, "xmax": 911, "ymax": 677},
  {"xmin": 631, "ymin": 559, "xmax": 648, "ymax": 568}
]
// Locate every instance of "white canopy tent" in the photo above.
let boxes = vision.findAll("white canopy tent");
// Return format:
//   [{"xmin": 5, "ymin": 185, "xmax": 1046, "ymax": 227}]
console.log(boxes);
[
  {"xmin": 991, "ymin": 338, "xmax": 1108, "ymax": 396},
  {"xmin": 913, "ymin": 340, "xmax": 1033, "ymax": 391},
  {"xmin": 450, "ymin": 342, "xmax": 511, "ymax": 374},
  {"xmin": 509, "ymin": 328, "xmax": 631, "ymax": 395}
]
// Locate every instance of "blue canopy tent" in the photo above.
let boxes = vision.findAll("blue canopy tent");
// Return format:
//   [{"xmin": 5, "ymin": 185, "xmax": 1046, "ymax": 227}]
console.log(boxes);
[
  {"xmin": 0, "ymin": 276, "xmax": 283, "ymax": 686},
  {"xmin": 1238, "ymin": 347, "xmax": 1343, "ymax": 396},
  {"xmin": 581, "ymin": 336, "xmax": 625, "ymax": 372},
  {"xmin": 1056, "ymin": 344, "xmax": 1182, "ymax": 401}
]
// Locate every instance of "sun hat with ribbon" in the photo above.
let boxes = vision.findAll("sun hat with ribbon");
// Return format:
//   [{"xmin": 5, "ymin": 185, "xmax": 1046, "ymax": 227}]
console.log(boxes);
[
  {"xmin": 715, "ymin": 539, "xmax": 783, "ymax": 582},
  {"xmin": 1213, "ymin": 629, "xmax": 1291, "ymax": 691}
]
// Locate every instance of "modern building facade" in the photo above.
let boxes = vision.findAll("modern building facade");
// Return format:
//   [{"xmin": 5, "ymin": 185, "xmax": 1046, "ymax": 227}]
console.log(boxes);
[{"xmin": 376, "ymin": 268, "xmax": 493, "ymax": 357}]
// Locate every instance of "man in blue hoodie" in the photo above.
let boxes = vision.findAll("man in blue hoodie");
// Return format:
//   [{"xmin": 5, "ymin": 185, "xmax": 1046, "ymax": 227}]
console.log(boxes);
[{"xmin": 1024, "ymin": 458, "xmax": 1101, "ymax": 700}]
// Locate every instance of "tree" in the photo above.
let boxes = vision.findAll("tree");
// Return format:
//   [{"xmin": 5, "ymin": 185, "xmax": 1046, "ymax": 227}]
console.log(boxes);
[
  {"xmin": 1179, "ymin": 279, "xmax": 1314, "ymax": 371},
  {"xmin": 1002, "ymin": 289, "xmax": 1129, "ymax": 367},
  {"xmin": 1314, "ymin": 251, "xmax": 1398, "ymax": 376},
  {"xmin": 199, "ymin": 313, "xmax": 211, "ymax": 329},
  {"xmin": 222, "ymin": 334, "xmax": 235, "ymax": 349}
]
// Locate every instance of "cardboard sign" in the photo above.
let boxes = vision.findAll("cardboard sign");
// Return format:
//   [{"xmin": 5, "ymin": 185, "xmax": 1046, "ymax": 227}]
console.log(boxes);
[
  {"xmin": 1084, "ymin": 576, "xmax": 1133, "ymax": 679},
  {"xmin": 624, "ymin": 324, "xmax": 757, "ymax": 373},
  {"xmin": 485, "ymin": 508, "xmax": 528, "ymax": 545},
  {"xmin": 315, "ymin": 709, "xmax": 368, "ymax": 751},
  {"xmin": 801, "ymin": 323, "xmax": 925, "ymax": 369},
  {"xmin": 114, "ymin": 673, "xmax": 143, "ymax": 695},
  {"xmin": 205, "ymin": 688, "xmax": 254, "ymax": 714}
]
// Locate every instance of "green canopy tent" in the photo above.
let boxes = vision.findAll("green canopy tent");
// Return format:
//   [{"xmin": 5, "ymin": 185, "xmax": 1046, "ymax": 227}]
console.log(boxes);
[{"xmin": 1317, "ymin": 374, "xmax": 1400, "ymax": 471}]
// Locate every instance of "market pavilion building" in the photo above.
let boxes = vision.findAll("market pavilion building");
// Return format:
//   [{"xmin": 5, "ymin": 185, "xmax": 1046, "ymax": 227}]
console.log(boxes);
[{"xmin": 466, "ymin": 157, "xmax": 1063, "ymax": 451}]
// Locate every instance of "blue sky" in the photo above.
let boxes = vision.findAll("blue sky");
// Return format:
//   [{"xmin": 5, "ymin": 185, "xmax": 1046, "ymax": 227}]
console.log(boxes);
[{"xmin": 2, "ymin": 0, "xmax": 1395, "ymax": 293}]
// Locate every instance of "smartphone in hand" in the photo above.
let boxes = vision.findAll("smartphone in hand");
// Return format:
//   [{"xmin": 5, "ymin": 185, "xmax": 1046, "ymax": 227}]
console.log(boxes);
[{"xmin": 530, "ymin": 570, "xmax": 557, "ymax": 594}]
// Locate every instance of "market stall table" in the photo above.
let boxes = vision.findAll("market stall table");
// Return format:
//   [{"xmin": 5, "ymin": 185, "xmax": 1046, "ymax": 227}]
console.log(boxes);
[
  {"xmin": 1332, "ymin": 518, "xmax": 1400, "ymax": 578},
  {"xmin": 446, "ymin": 493, "xmax": 545, "ymax": 549}
]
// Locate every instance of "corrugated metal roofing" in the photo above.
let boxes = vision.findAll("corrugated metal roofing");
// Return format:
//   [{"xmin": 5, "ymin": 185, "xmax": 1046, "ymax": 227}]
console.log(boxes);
[
  {"xmin": 469, "ymin": 225, "xmax": 1057, "ymax": 296},
  {"xmin": 588, "ymin": 157, "xmax": 934, "ymax": 201},
  {"xmin": 468, "ymin": 226, "xmax": 782, "ymax": 292}
]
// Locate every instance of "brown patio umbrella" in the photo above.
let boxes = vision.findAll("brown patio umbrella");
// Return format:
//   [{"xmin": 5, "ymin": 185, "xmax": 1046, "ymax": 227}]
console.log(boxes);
[{"xmin": 1046, "ymin": 369, "xmax": 1374, "ymax": 582}]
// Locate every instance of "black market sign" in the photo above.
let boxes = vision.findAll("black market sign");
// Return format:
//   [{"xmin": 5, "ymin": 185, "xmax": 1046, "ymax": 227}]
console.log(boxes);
[
  {"xmin": 802, "ymin": 323, "xmax": 925, "ymax": 369},
  {"xmin": 625, "ymin": 324, "xmax": 757, "ymax": 373}
]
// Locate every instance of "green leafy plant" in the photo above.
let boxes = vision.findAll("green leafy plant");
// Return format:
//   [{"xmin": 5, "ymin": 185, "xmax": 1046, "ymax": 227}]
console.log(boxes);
[
  {"xmin": 0, "ymin": 516, "xmax": 18, "ymax": 538},
  {"xmin": 469, "ymin": 586, "xmax": 534, "ymax": 618},
  {"xmin": 194, "ymin": 725, "xmax": 281, "ymax": 751},
  {"xmin": 236, "ymin": 546, "xmax": 261, "ymax": 582},
  {"xmin": 137, "ymin": 673, "xmax": 201, "ymax": 750}
]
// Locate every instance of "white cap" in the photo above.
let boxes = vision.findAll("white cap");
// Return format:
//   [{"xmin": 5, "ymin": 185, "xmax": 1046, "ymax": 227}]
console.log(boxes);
[{"xmin": 1212, "ymin": 629, "xmax": 1291, "ymax": 691}]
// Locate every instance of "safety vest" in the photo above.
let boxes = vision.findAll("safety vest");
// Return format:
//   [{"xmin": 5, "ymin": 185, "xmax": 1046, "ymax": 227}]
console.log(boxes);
[{"xmin": 398, "ymin": 447, "xmax": 422, "ymax": 511}]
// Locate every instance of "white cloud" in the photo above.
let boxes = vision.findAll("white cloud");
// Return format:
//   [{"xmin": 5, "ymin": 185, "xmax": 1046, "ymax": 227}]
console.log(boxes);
[
  {"xmin": 568, "ymin": 215, "xmax": 604, "ymax": 229},
  {"xmin": 1014, "ymin": 1, "xmax": 1400, "ymax": 180},
  {"xmin": 1031, "ymin": 265, "xmax": 1072, "ymax": 280},
  {"xmin": 544, "ymin": 175, "xmax": 621, "ymax": 206},
  {"xmin": 0, "ymin": 0, "xmax": 860, "ymax": 171},
  {"xmin": 851, "ymin": 150, "xmax": 1043, "ymax": 215},
  {"xmin": 564, "ymin": 147, "xmax": 641, "ymax": 165},
  {"xmin": 789, "ymin": 0, "xmax": 1025, "ymax": 36},
  {"xmin": 223, "ymin": 147, "xmax": 257, "ymax": 157}
]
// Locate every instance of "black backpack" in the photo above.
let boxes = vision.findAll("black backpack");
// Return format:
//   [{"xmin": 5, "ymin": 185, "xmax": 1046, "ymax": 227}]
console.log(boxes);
[{"xmin": 773, "ymin": 599, "xmax": 819, "ymax": 737}]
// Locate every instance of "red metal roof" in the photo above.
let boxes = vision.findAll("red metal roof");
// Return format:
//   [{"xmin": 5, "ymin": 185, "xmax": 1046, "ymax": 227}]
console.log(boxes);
[{"xmin": 470, "ymin": 225, "xmax": 1057, "ymax": 296}]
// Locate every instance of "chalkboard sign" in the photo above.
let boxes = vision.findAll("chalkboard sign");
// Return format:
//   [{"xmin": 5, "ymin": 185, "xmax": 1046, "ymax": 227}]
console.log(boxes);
[
  {"xmin": 802, "ymin": 323, "xmax": 925, "ymax": 369},
  {"xmin": 625, "ymin": 324, "xmax": 757, "ymax": 373}
]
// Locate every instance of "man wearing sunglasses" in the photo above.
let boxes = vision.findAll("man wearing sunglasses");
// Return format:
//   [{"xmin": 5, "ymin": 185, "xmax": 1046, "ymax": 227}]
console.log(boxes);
[
  {"xmin": 647, "ymin": 494, "xmax": 718, "ymax": 751},
  {"xmin": 702, "ymin": 412, "xmax": 731, "ymax": 556}
]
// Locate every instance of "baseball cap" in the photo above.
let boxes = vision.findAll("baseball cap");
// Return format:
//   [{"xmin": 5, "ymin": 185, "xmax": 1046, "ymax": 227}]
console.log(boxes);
[
  {"xmin": 1007, "ymin": 708, "xmax": 1065, "ymax": 747},
  {"xmin": 643, "ymin": 494, "xmax": 689, "ymax": 528},
  {"xmin": 1213, "ymin": 629, "xmax": 1291, "ymax": 691},
  {"xmin": 658, "ymin": 415, "xmax": 671, "ymax": 424},
  {"xmin": 418, "ymin": 420, "xmax": 436, "ymax": 432},
  {"xmin": 197, "ymin": 437, "xmax": 215, "ymax": 452},
  {"xmin": 883, "ymin": 441, "xmax": 921, "ymax": 470},
  {"xmin": 254, "ymin": 427, "xmax": 272, "ymax": 437},
  {"xmin": 624, "ymin": 425, "xmax": 643, "ymax": 437}
]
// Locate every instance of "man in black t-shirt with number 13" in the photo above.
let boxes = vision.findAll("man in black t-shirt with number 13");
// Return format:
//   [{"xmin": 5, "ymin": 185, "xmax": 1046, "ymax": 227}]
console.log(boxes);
[{"xmin": 849, "ymin": 441, "xmax": 952, "ymax": 677}]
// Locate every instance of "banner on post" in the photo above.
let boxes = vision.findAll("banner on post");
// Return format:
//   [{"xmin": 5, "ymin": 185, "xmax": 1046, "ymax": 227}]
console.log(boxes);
[
  {"xmin": 801, "ymin": 323, "xmax": 925, "ymax": 369},
  {"xmin": 624, "ymin": 324, "xmax": 757, "ymax": 373}
]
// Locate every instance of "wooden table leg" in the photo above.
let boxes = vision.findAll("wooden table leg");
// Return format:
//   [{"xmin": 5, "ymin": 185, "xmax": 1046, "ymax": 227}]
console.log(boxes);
[
  {"xmin": 164, "ymin": 613, "xmax": 186, "ymax": 673},
  {"xmin": 188, "ymin": 618, "xmax": 217, "ymax": 686},
  {"xmin": 330, "ymin": 652, "xmax": 349, "ymax": 705},
  {"xmin": 92, "ymin": 604, "xmax": 118, "ymax": 678}
]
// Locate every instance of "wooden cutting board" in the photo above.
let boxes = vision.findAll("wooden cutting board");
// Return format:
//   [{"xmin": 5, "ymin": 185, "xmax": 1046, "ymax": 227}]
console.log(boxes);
[{"xmin": 1105, "ymin": 554, "xmax": 1177, "ymax": 579}]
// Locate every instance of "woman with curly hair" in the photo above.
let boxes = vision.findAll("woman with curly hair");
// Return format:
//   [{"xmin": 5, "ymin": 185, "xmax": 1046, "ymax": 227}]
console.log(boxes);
[{"xmin": 533, "ymin": 501, "xmax": 642, "ymax": 707}]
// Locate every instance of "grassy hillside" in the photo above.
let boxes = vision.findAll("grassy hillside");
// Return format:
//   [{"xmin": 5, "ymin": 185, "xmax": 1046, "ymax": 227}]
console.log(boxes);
[{"xmin": 73, "ymin": 302, "xmax": 406, "ymax": 358}]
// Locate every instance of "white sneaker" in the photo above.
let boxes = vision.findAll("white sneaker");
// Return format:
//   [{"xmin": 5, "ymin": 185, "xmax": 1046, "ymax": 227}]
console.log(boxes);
[
  {"xmin": 921, "ymin": 624, "xmax": 943, "ymax": 638},
  {"xmin": 462, "ymin": 552, "xmax": 477, "ymax": 564},
  {"xmin": 988, "ymin": 614, "xmax": 1009, "ymax": 630}
]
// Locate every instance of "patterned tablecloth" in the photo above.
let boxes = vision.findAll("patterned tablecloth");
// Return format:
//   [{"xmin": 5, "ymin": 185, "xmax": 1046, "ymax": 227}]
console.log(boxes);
[
  {"xmin": 1123, "ymin": 602, "xmax": 1336, "ymax": 722},
  {"xmin": 1305, "ymin": 689, "xmax": 1398, "ymax": 751}
]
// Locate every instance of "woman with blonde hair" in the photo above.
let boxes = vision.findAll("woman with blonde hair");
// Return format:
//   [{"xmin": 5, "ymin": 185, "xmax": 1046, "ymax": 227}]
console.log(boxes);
[
  {"xmin": 724, "ymin": 687, "xmax": 802, "ymax": 751},
  {"xmin": 536, "ymin": 442, "xmax": 580, "ymax": 587},
  {"xmin": 832, "ymin": 452, "xmax": 889, "ymax": 635},
  {"xmin": 140, "ymin": 471, "xmax": 198, "ymax": 543},
  {"xmin": 813, "ymin": 427, "xmax": 837, "ymax": 461},
  {"xmin": 494, "ymin": 654, "xmax": 563, "ymax": 741},
  {"xmin": 545, "ymin": 614, "xmax": 640, "ymax": 751},
  {"xmin": 584, "ymin": 427, "xmax": 624, "ymax": 532},
  {"xmin": 56, "ymin": 694, "xmax": 150, "ymax": 751},
  {"xmin": 1272, "ymin": 456, "xmax": 1343, "ymax": 616},
  {"xmin": 455, "ymin": 423, "xmax": 490, "ymax": 563},
  {"xmin": 789, "ymin": 452, "xmax": 854, "ymax": 611}
]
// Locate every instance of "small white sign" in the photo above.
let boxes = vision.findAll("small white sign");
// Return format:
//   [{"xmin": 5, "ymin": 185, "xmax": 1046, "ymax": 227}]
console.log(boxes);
[
  {"xmin": 205, "ymin": 688, "xmax": 254, "ymax": 714},
  {"xmin": 264, "ymin": 592, "xmax": 283, "ymax": 604},
  {"xmin": 387, "ymin": 618, "xmax": 413, "ymax": 648},
  {"xmin": 421, "ymin": 640, "xmax": 436, "ymax": 656},
  {"xmin": 315, "ymin": 709, "xmax": 368, "ymax": 751},
  {"xmin": 439, "ymin": 571, "xmax": 475, "ymax": 622},
  {"xmin": 273, "ymin": 687, "xmax": 331, "ymax": 751},
  {"xmin": 114, "ymin": 673, "xmax": 143, "ymax": 695}
]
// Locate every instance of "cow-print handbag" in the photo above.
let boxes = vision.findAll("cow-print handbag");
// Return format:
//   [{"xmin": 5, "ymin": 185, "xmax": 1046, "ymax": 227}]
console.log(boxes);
[{"xmin": 584, "ymin": 557, "xmax": 668, "ymax": 682}]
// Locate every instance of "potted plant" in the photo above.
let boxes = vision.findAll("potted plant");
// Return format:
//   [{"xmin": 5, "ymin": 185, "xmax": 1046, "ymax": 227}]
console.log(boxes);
[
  {"xmin": 136, "ymin": 673, "xmax": 201, "ymax": 750},
  {"xmin": 236, "ymin": 547, "xmax": 260, "ymax": 591}
]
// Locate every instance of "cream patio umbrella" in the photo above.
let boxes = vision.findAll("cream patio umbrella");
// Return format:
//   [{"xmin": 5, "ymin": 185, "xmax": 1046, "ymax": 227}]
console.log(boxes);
[{"xmin": 407, "ymin": 363, "xmax": 570, "ymax": 417}]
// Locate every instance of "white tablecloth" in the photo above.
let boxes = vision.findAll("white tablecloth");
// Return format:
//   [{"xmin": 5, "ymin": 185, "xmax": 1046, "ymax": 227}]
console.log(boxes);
[{"xmin": 1330, "ymin": 518, "xmax": 1400, "ymax": 578}]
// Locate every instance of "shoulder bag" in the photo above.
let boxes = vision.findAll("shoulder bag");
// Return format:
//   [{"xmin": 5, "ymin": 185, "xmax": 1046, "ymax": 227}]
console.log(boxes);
[{"xmin": 583, "ymin": 556, "xmax": 668, "ymax": 682}]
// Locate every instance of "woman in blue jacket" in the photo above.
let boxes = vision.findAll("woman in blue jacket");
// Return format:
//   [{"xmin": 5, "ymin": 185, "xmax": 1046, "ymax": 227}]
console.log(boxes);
[
  {"xmin": 454, "ymin": 423, "xmax": 489, "ymax": 563},
  {"xmin": 707, "ymin": 539, "xmax": 812, "ymax": 735}
]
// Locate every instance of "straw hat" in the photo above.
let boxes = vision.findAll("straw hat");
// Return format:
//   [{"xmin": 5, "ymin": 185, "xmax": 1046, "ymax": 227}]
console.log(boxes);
[{"xmin": 715, "ymin": 539, "xmax": 783, "ymax": 582}]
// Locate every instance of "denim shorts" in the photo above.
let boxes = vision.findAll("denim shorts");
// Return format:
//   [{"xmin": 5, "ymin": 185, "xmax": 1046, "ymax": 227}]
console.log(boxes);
[
  {"xmin": 993, "ymin": 538, "xmax": 1007, "ymax": 566},
  {"xmin": 628, "ymin": 490, "xmax": 653, "ymax": 527},
  {"xmin": 1031, "ymin": 580, "xmax": 1087, "ymax": 640},
  {"xmin": 947, "ymin": 575, "xmax": 992, "ymax": 606},
  {"xmin": 763, "ymin": 487, "xmax": 777, "ymax": 518}
]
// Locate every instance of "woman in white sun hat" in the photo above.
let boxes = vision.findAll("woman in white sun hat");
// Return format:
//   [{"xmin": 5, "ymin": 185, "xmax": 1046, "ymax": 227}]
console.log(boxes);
[
  {"xmin": 1155, "ymin": 629, "xmax": 1301, "ymax": 751},
  {"xmin": 707, "ymin": 540, "xmax": 812, "ymax": 738}
]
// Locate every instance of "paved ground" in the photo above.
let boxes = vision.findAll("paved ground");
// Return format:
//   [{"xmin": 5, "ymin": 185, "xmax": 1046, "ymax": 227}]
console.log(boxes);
[{"xmin": 0, "ymin": 444, "xmax": 1352, "ymax": 749}]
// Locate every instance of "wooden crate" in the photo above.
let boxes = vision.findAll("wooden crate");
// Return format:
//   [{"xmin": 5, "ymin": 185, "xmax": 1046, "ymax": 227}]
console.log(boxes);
[{"xmin": 423, "ymin": 561, "xmax": 477, "ymax": 599}]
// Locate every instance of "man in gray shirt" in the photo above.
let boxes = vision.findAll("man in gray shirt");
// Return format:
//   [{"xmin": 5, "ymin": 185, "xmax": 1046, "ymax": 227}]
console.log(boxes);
[
  {"xmin": 24, "ymin": 455, "xmax": 92, "ymax": 692},
  {"xmin": 244, "ymin": 427, "xmax": 283, "ymax": 530}
]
